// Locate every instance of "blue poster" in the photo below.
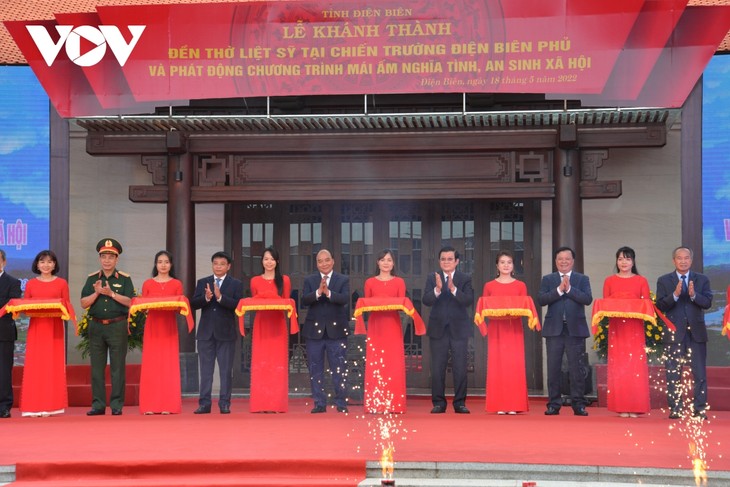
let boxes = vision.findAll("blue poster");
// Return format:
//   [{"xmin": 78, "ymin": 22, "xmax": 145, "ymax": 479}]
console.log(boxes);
[
  {"xmin": 0, "ymin": 66, "xmax": 50, "ymax": 364},
  {"xmin": 0, "ymin": 66, "xmax": 49, "ymax": 274},
  {"xmin": 702, "ymin": 54, "xmax": 730, "ymax": 365}
]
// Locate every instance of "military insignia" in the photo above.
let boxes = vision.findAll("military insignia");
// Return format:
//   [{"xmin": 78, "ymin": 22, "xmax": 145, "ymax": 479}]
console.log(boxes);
[{"xmin": 112, "ymin": 283, "xmax": 122, "ymax": 288}]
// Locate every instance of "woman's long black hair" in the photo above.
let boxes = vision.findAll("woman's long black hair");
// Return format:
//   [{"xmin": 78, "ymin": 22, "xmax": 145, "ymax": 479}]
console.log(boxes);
[{"xmin": 263, "ymin": 246, "xmax": 284, "ymax": 296}]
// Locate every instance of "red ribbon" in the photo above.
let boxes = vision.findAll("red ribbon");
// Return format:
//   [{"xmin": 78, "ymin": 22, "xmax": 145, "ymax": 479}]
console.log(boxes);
[
  {"xmin": 590, "ymin": 298, "xmax": 675, "ymax": 335},
  {"xmin": 0, "ymin": 298, "xmax": 76, "ymax": 327},
  {"xmin": 353, "ymin": 297, "xmax": 426, "ymax": 336},
  {"xmin": 235, "ymin": 297, "xmax": 299, "ymax": 337},
  {"xmin": 128, "ymin": 295, "xmax": 194, "ymax": 332},
  {"xmin": 473, "ymin": 296, "xmax": 541, "ymax": 337}
]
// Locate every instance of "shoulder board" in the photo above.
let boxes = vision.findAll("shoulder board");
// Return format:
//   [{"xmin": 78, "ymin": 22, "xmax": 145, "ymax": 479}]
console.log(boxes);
[
  {"xmin": 88, "ymin": 270, "xmax": 101, "ymax": 277},
  {"xmin": 117, "ymin": 270, "xmax": 131, "ymax": 277}
]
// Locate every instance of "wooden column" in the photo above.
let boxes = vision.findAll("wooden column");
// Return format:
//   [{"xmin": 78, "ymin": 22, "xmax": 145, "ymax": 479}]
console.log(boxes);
[
  {"xmin": 50, "ymin": 107, "xmax": 69, "ymax": 277},
  {"xmin": 552, "ymin": 125, "xmax": 584, "ymax": 271},
  {"xmin": 166, "ymin": 150, "xmax": 195, "ymax": 345},
  {"xmin": 165, "ymin": 135, "xmax": 199, "ymax": 393},
  {"xmin": 681, "ymin": 77, "xmax": 703, "ymax": 268}
]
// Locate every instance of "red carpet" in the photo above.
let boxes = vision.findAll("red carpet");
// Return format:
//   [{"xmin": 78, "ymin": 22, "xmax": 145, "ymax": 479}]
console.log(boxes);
[{"xmin": 2, "ymin": 397, "xmax": 729, "ymax": 486}]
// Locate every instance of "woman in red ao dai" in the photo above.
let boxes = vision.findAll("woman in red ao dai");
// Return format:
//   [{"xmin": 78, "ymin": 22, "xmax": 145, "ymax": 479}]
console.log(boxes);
[{"xmin": 480, "ymin": 250, "xmax": 529, "ymax": 414}]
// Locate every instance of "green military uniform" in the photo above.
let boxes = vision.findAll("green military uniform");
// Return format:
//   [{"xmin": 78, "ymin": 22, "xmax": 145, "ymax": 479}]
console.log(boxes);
[{"xmin": 81, "ymin": 239, "xmax": 134, "ymax": 413}]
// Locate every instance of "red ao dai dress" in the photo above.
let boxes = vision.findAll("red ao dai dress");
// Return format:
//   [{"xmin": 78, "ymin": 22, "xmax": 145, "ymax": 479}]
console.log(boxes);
[
  {"xmin": 481, "ymin": 279, "xmax": 529, "ymax": 413},
  {"xmin": 363, "ymin": 276, "xmax": 407, "ymax": 414},
  {"xmin": 21, "ymin": 277, "xmax": 74, "ymax": 416},
  {"xmin": 249, "ymin": 275, "xmax": 291, "ymax": 413},
  {"xmin": 602, "ymin": 274, "xmax": 651, "ymax": 414},
  {"xmin": 139, "ymin": 278, "xmax": 185, "ymax": 414}
]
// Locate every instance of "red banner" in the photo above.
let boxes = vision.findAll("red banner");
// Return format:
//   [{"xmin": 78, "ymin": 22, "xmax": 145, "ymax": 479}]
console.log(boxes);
[{"xmin": 4, "ymin": 0, "xmax": 729, "ymax": 117}]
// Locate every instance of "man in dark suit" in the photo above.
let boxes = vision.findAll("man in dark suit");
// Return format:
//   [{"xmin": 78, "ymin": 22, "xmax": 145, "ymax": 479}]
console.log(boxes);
[
  {"xmin": 191, "ymin": 251, "xmax": 242, "ymax": 414},
  {"xmin": 422, "ymin": 246, "xmax": 474, "ymax": 414},
  {"xmin": 0, "ymin": 249, "xmax": 22, "ymax": 419},
  {"xmin": 655, "ymin": 246, "xmax": 712, "ymax": 420},
  {"xmin": 538, "ymin": 246, "xmax": 593, "ymax": 416},
  {"xmin": 301, "ymin": 249, "xmax": 350, "ymax": 413}
]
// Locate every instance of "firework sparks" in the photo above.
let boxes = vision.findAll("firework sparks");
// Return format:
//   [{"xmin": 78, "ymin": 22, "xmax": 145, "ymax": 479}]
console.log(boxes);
[
  {"xmin": 690, "ymin": 441, "xmax": 708, "ymax": 486},
  {"xmin": 380, "ymin": 443, "xmax": 394, "ymax": 479},
  {"xmin": 660, "ymin": 347, "xmax": 712, "ymax": 485}
]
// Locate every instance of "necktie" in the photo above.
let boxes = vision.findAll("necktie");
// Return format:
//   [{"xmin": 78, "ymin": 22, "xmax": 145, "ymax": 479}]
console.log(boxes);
[
  {"xmin": 681, "ymin": 274, "xmax": 687, "ymax": 294},
  {"xmin": 560, "ymin": 275, "xmax": 567, "ymax": 321},
  {"xmin": 444, "ymin": 274, "xmax": 449, "ymax": 286},
  {"xmin": 215, "ymin": 277, "xmax": 222, "ymax": 288}
]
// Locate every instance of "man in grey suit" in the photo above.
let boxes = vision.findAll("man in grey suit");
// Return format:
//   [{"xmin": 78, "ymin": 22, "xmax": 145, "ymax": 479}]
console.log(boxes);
[
  {"xmin": 655, "ymin": 246, "xmax": 712, "ymax": 420},
  {"xmin": 0, "ymin": 250, "xmax": 22, "ymax": 418},
  {"xmin": 191, "ymin": 251, "xmax": 243, "ymax": 414},
  {"xmin": 301, "ymin": 249, "xmax": 350, "ymax": 414},
  {"xmin": 538, "ymin": 246, "xmax": 593, "ymax": 416}
]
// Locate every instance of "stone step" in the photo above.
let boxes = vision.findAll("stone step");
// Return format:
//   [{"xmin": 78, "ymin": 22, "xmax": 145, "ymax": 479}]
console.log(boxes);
[
  {"xmin": 0, "ymin": 464, "xmax": 16, "ymax": 484},
  {"xmin": 359, "ymin": 461, "xmax": 729, "ymax": 486}
]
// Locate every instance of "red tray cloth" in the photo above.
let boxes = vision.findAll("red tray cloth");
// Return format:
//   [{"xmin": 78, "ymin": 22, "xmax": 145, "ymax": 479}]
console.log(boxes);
[
  {"xmin": 128, "ymin": 296, "xmax": 195, "ymax": 333},
  {"xmin": 235, "ymin": 297, "xmax": 299, "ymax": 337},
  {"xmin": 352, "ymin": 297, "xmax": 426, "ymax": 336},
  {"xmin": 591, "ymin": 298, "xmax": 675, "ymax": 335},
  {"xmin": 0, "ymin": 298, "xmax": 76, "ymax": 327},
  {"xmin": 473, "ymin": 296, "xmax": 541, "ymax": 337},
  {"xmin": 722, "ymin": 305, "xmax": 730, "ymax": 341}
]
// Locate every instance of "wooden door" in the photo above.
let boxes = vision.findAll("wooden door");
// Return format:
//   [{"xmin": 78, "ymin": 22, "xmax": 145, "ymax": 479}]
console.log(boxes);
[{"xmin": 228, "ymin": 199, "xmax": 540, "ymax": 396}]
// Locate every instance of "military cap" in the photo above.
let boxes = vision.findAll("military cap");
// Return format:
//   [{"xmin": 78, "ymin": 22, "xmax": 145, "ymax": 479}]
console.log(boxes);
[{"xmin": 96, "ymin": 238, "xmax": 123, "ymax": 255}]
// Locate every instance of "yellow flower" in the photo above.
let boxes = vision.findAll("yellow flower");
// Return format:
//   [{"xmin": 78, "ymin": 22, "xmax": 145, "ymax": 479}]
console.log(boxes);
[{"xmin": 655, "ymin": 334, "xmax": 661, "ymax": 341}]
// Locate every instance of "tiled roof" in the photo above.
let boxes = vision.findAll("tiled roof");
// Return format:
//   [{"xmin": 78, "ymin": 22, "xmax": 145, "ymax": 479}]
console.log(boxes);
[
  {"xmin": 1, "ymin": 0, "xmax": 728, "ymax": 64},
  {"xmin": 75, "ymin": 108, "xmax": 678, "ymax": 132}
]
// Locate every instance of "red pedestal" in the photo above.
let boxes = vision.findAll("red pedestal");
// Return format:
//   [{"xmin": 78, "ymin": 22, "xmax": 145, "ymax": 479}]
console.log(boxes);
[
  {"xmin": 12, "ymin": 364, "xmax": 142, "ymax": 407},
  {"xmin": 595, "ymin": 364, "xmax": 730, "ymax": 411}
]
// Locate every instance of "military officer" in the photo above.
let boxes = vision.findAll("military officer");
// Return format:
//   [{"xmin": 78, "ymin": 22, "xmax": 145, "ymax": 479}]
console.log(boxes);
[{"xmin": 80, "ymin": 238, "xmax": 134, "ymax": 416}]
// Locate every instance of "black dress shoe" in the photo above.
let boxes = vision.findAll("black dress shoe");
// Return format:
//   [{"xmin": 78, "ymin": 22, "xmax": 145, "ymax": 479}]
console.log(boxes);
[
  {"xmin": 219, "ymin": 406, "xmax": 230, "ymax": 414},
  {"xmin": 111, "ymin": 409, "xmax": 123, "ymax": 416},
  {"xmin": 692, "ymin": 410, "xmax": 707, "ymax": 420},
  {"xmin": 194, "ymin": 406, "xmax": 211, "ymax": 414},
  {"xmin": 86, "ymin": 409, "xmax": 105, "ymax": 416},
  {"xmin": 310, "ymin": 405, "xmax": 326, "ymax": 414},
  {"xmin": 573, "ymin": 408, "xmax": 589, "ymax": 416},
  {"xmin": 336, "ymin": 406, "xmax": 348, "ymax": 413},
  {"xmin": 668, "ymin": 411, "xmax": 681, "ymax": 419},
  {"xmin": 0, "ymin": 409, "xmax": 10, "ymax": 418},
  {"xmin": 544, "ymin": 407, "xmax": 560, "ymax": 416},
  {"xmin": 430, "ymin": 405, "xmax": 446, "ymax": 414},
  {"xmin": 454, "ymin": 405, "xmax": 470, "ymax": 414}
]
